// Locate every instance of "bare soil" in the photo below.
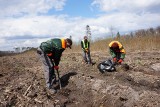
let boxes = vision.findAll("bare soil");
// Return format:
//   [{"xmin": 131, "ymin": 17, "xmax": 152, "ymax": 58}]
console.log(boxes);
[{"xmin": 0, "ymin": 50, "xmax": 160, "ymax": 107}]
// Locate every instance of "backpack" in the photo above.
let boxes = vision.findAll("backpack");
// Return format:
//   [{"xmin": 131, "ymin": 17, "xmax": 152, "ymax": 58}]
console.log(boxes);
[{"xmin": 97, "ymin": 59, "xmax": 116, "ymax": 73}]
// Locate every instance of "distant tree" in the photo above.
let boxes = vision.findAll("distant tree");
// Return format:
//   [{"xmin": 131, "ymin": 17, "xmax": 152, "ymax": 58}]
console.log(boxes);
[
  {"xmin": 86, "ymin": 25, "xmax": 91, "ymax": 41},
  {"xmin": 109, "ymin": 26, "xmax": 115, "ymax": 38},
  {"xmin": 135, "ymin": 29, "xmax": 146, "ymax": 37},
  {"xmin": 116, "ymin": 32, "xmax": 120, "ymax": 40},
  {"xmin": 130, "ymin": 32, "xmax": 134, "ymax": 38},
  {"xmin": 157, "ymin": 26, "xmax": 160, "ymax": 31},
  {"xmin": 70, "ymin": 35, "xmax": 72, "ymax": 40},
  {"xmin": 149, "ymin": 28, "xmax": 154, "ymax": 34},
  {"xmin": 146, "ymin": 27, "xmax": 154, "ymax": 36},
  {"xmin": 22, "ymin": 47, "xmax": 26, "ymax": 51},
  {"xmin": 14, "ymin": 47, "xmax": 20, "ymax": 53},
  {"xmin": 156, "ymin": 26, "xmax": 160, "ymax": 34}
]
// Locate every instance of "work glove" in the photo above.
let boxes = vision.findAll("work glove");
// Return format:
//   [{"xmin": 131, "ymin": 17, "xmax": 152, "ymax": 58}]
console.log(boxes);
[
  {"xmin": 118, "ymin": 59, "xmax": 123, "ymax": 64},
  {"xmin": 85, "ymin": 49, "xmax": 88, "ymax": 53},
  {"xmin": 47, "ymin": 53, "xmax": 52, "ymax": 57},
  {"xmin": 113, "ymin": 57, "xmax": 117, "ymax": 62},
  {"xmin": 54, "ymin": 66, "xmax": 59, "ymax": 70}
]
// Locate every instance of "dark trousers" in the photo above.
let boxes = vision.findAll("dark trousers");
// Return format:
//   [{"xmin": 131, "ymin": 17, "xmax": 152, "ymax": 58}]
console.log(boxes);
[
  {"xmin": 37, "ymin": 48, "xmax": 55, "ymax": 88},
  {"xmin": 115, "ymin": 52, "xmax": 121, "ymax": 60},
  {"xmin": 83, "ymin": 50, "xmax": 92, "ymax": 64}
]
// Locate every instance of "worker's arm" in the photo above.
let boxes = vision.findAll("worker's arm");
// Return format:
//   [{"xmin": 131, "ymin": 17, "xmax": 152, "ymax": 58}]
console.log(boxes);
[
  {"xmin": 53, "ymin": 48, "xmax": 64, "ymax": 66},
  {"xmin": 81, "ymin": 41, "xmax": 85, "ymax": 51},
  {"xmin": 119, "ymin": 47, "xmax": 126, "ymax": 59},
  {"xmin": 120, "ymin": 53, "xmax": 125, "ymax": 59},
  {"xmin": 109, "ymin": 48, "xmax": 116, "ymax": 58},
  {"xmin": 88, "ymin": 41, "xmax": 90, "ymax": 50}
]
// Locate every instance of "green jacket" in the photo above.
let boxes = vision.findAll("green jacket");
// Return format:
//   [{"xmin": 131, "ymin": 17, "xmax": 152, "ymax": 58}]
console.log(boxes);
[
  {"xmin": 109, "ymin": 48, "xmax": 125, "ymax": 59},
  {"xmin": 40, "ymin": 38, "xmax": 66, "ymax": 66},
  {"xmin": 109, "ymin": 41, "xmax": 126, "ymax": 59}
]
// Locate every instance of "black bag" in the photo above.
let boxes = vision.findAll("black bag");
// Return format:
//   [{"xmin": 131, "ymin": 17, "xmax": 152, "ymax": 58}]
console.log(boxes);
[{"xmin": 97, "ymin": 59, "xmax": 116, "ymax": 73}]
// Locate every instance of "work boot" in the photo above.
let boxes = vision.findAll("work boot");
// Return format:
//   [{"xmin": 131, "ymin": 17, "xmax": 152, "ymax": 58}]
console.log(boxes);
[{"xmin": 91, "ymin": 62, "xmax": 96, "ymax": 66}]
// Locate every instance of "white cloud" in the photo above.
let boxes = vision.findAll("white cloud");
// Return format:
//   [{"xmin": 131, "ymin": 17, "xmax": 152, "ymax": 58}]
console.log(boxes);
[
  {"xmin": 92, "ymin": 0, "xmax": 160, "ymax": 13},
  {"xmin": 0, "ymin": 38, "xmax": 5, "ymax": 44},
  {"xmin": 0, "ymin": 0, "xmax": 160, "ymax": 51},
  {"xmin": 0, "ymin": 38, "xmax": 52, "ymax": 51},
  {"xmin": 0, "ymin": 11, "xmax": 160, "ymax": 44},
  {"xmin": 0, "ymin": 0, "xmax": 66, "ymax": 17},
  {"xmin": 23, "ymin": 38, "xmax": 51, "ymax": 47},
  {"xmin": 0, "ymin": 15, "xmax": 71, "ymax": 38}
]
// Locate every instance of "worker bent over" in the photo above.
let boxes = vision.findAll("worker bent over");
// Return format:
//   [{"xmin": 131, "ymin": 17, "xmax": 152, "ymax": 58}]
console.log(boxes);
[
  {"xmin": 109, "ymin": 41, "xmax": 126, "ymax": 64},
  {"xmin": 37, "ymin": 38, "xmax": 72, "ymax": 94}
]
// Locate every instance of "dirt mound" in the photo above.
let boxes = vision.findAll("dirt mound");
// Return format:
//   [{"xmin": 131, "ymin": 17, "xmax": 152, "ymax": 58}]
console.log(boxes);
[{"xmin": 0, "ymin": 50, "xmax": 160, "ymax": 107}]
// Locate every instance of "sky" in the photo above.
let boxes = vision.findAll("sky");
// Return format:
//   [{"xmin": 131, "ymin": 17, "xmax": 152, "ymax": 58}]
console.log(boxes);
[{"xmin": 0, "ymin": 0, "xmax": 160, "ymax": 51}]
